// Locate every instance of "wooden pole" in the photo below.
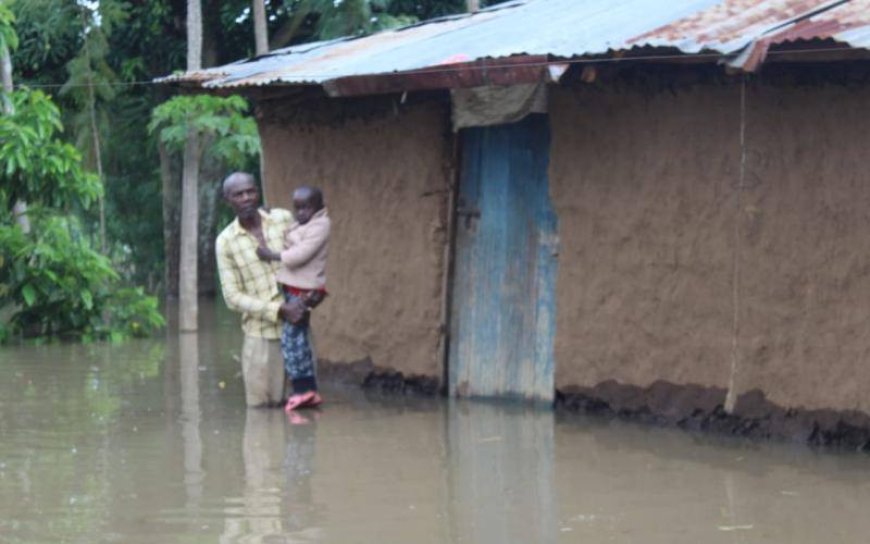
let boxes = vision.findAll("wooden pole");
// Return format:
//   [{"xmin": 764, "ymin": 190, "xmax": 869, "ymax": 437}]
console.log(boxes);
[
  {"xmin": 179, "ymin": 130, "xmax": 201, "ymax": 331},
  {"xmin": 187, "ymin": 0, "xmax": 202, "ymax": 71},
  {"xmin": 252, "ymin": 0, "xmax": 268, "ymax": 56},
  {"xmin": 179, "ymin": 0, "xmax": 203, "ymax": 331}
]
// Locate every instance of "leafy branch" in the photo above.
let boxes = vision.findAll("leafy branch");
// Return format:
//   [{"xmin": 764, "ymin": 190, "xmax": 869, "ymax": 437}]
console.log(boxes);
[{"xmin": 149, "ymin": 94, "xmax": 260, "ymax": 168}]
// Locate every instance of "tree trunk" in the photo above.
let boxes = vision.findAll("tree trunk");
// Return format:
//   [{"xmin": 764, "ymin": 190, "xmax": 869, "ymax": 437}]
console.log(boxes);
[
  {"xmin": 197, "ymin": 139, "xmax": 222, "ymax": 296},
  {"xmin": 197, "ymin": 182, "xmax": 219, "ymax": 296},
  {"xmin": 467, "ymin": 0, "xmax": 480, "ymax": 12},
  {"xmin": 1, "ymin": 43, "xmax": 12, "ymax": 108},
  {"xmin": 252, "ymin": 0, "xmax": 268, "ymax": 56},
  {"xmin": 186, "ymin": 0, "xmax": 217, "ymax": 296},
  {"xmin": 179, "ymin": 130, "xmax": 201, "ymax": 331},
  {"xmin": 180, "ymin": 0, "xmax": 203, "ymax": 331},
  {"xmin": 84, "ymin": 57, "xmax": 107, "ymax": 253},
  {"xmin": 179, "ymin": 331, "xmax": 203, "ymax": 502},
  {"xmin": 2, "ymin": 43, "xmax": 30, "ymax": 234},
  {"xmin": 187, "ymin": 0, "xmax": 203, "ymax": 72},
  {"xmin": 159, "ymin": 141, "xmax": 180, "ymax": 298}
]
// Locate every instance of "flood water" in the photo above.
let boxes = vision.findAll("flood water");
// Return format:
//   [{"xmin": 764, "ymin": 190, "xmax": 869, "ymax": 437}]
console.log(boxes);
[{"xmin": 3, "ymin": 303, "xmax": 870, "ymax": 543}]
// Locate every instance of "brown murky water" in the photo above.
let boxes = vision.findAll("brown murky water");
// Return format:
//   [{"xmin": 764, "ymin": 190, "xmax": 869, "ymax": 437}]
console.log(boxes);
[{"xmin": 3, "ymin": 303, "xmax": 870, "ymax": 543}]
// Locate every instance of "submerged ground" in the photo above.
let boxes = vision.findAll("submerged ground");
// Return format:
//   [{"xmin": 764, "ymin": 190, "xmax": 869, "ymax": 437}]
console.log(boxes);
[{"xmin": 2, "ymin": 301, "xmax": 870, "ymax": 543}]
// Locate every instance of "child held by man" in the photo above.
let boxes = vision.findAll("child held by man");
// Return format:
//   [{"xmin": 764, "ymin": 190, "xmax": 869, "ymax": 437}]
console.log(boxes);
[{"xmin": 256, "ymin": 186, "xmax": 330, "ymax": 412}]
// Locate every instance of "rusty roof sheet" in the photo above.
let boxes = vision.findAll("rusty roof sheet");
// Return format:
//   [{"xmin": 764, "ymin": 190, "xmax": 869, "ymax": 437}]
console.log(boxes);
[
  {"xmin": 636, "ymin": 0, "xmax": 870, "ymax": 69},
  {"xmin": 163, "ymin": 0, "xmax": 870, "ymax": 91}
]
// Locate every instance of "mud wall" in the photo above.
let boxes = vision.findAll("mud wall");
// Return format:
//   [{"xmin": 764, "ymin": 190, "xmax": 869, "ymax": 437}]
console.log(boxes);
[
  {"xmin": 550, "ymin": 77, "xmax": 870, "ymax": 415},
  {"xmin": 257, "ymin": 96, "xmax": 450, "ymax": 380}
]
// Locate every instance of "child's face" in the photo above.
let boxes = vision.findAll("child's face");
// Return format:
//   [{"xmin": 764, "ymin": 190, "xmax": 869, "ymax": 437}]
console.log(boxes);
[{"xmin": 293, "ymin": 196, "xmax": 316, "ymax": 225}]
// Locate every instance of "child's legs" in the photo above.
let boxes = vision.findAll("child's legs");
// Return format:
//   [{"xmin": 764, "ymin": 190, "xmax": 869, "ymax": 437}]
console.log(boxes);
[{"xmin": 280, "ymin": 292, "xmax": 318, "ymax": 394}]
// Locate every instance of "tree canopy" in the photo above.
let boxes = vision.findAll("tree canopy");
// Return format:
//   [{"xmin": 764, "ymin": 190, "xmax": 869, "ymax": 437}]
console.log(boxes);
[
  {"xmin": 1, "ymin": 0, "xmax": 502, "ymax": 342},
  {"xmin": 0, "ymin": 6, "xmax": 162, "ymax": 342}
]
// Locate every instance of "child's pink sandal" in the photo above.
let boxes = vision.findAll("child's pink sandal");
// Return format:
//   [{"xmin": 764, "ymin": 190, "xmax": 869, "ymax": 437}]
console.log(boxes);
[{"xmin": 284, "ymin": 391, "xmax": 315, "ymax": 413}]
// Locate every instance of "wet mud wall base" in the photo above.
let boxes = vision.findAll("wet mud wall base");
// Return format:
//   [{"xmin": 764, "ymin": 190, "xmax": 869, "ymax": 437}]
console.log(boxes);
[
  {"xmin": 257, "ymin": 96, "xmax": 451, "ymax": 383},
  {"xmin": 549, "ymin": 76, "xmax": 870, "ymax": 440},
  {"xmin": 557, "ymin": 381, "xmax": 870, "ymax": 450}
]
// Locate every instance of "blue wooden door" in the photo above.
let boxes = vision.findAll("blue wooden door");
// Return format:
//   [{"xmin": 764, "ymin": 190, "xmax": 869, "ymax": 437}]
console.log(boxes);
[{"xmin": 449, "ymin": 114, "xmax": 558, "ymax": 403}]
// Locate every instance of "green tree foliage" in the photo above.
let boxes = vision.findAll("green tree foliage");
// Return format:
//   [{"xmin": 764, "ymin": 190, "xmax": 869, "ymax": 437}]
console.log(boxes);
[
  {"xmin": 6, "ymin": 0, "xmax": 487, "ymax": 305},
  {"xmin": 0, "ymin": 213, "xmax": 164, "ymax": 342},
  {"xmin": 0, "ymin": 88, "xmax": 164, "ymax": 342},
  {"xmin": 387, "ymin": 0, "xmax": 467, "ymax": 20},
  {"xmin": 312, "ymin": 0, "xmax": 416, "ymax": 39},
  {"xmin": 3, "ymin": 0, "xmax": 81, "ymax": 86},
  {"xmin": 149, "ymin": 94, "xmax": 261, "ymax": 303},
  {"xmin": 312, "ymin": 0, "xmax": 506, "ymax": 38},
  {"xmin": 0, "ymin": 4, "xmax": 17, "ymax": 53},
  {"xmin": 0, "ymin": 88, "xmax": 100, "ymax": 210},
  {"xmin": 244, "ymin": 0, "xmax": 487, "ymax": 49},
  {"xmin": 2, "ymin": 0, "xmax": 492, "ymax": 344},
  {"xmin": 102, "ymin": 1, "xmax": 185, "ymax": 289},
  {"xmin": 60, "ymin": 0, "xmax": 127, "ymax": 158},
  {"xmin": 10, "ymin": 0, "xmax": 181, "ymax": 290},
  {"xmin": 148, "ymin": 94, "xmax": 260, "ymax": 167},
  {"xmin": 0, "ymin": 10, "xmax": 163, "ymax": 343},
  {"xmin": 60, "ymin": 0, "xmax": 130, "ymax": 252}
]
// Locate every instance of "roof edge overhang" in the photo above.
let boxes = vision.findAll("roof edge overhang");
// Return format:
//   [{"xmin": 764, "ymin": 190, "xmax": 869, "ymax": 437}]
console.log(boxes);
[
  {"xmin": 157, "ymin": 41, "xmax": 870, "ymax": 100},
  {"xmin": 322, "ymin": 55, "xmax": 566, "ymax": 97}
]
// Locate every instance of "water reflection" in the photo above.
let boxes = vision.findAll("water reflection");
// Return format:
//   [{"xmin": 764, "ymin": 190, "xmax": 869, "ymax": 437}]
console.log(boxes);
[
  {"xmin": 4, "ymin": 304, "xmax": 870, "ymax": 543},
  {"xmin": 221, "ymin": 409, "xmax": 288, "ymax": 543},
  {"xmin": 284, "ymin": 413, "xmax": 320, "ymax": 538},
  {"xmin": 179, "ymin": 332, "xmax": 203, "ymax": 506},
  {"xmin": 446, "ymin": 401, "xmax": 558, "ymax": 543}
]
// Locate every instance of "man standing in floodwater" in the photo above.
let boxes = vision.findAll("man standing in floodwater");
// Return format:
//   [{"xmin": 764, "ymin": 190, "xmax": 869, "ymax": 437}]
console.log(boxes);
[{"xmin": 215, "ymin": 172, "xmax": 304, "ymax": 407}]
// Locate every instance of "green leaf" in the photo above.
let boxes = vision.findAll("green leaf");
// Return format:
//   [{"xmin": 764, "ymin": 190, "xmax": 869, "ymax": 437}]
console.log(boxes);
[
  {"xmin": 21, "ymin": 284, "xmax": 36, "ymax": 307},
  {"xmin": 81, "ymin": 290, "xmax": 93, "ymax": 310}
]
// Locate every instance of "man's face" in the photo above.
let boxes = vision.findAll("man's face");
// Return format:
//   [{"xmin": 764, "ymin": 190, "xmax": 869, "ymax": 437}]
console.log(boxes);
[
  {"xmin": 225, "ymin": 179, "xmax": 260, "ymax": 218},
  {"xmin": 293, "ymin": 195, "xmax": 316, "ymax": 225}
]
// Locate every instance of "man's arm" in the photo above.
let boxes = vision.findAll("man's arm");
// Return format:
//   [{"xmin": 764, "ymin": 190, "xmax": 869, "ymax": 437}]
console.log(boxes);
[
  {"xmin": 280, "ymin": 220, "xmax": 330, "ymax": 268},
  {"xmin": 216, "ymin": 236, "xmax": 282, "ymax": 322}
]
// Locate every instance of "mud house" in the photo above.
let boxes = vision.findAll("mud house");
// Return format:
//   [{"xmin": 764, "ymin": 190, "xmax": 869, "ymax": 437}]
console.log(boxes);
[{"xmin": 166, "ymin": 0, "xmax": 870, "ymax": 443}]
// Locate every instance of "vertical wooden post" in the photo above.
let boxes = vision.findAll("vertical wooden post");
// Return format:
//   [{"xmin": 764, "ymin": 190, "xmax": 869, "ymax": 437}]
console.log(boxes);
[
  {"xmin": 180, "ymin": 0, "xmax": 203, "ymax": 331},
  {"xmin": 252, "ymin": 0, "xmax": 268, "ymax": 56},
  {"xmin": 187, "ymin": 0, "xmax": 202, "ymax": 71}
]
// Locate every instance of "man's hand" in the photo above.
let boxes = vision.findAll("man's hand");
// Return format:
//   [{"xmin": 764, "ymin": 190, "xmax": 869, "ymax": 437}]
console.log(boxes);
[
  {"xmin": 256, "ymin": 245, "xmax": 280, "ymax": 262},
  {"xmin": 305, "ymin": 290, "xmax": 327, "ymax": 309},
  {"xmin": 279, "ymin": 298, "xmax": 309, "ymax": 325}
]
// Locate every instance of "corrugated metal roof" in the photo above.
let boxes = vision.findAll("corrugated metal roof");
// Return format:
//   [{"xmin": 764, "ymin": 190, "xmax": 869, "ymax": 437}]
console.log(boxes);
[
  {"xmin": 162, "ymin": 0, "xmax": 870, "ymax": 91},
  {"xmin": 636, "ymin": 0, "xmax": 870, "ymax": 69}
]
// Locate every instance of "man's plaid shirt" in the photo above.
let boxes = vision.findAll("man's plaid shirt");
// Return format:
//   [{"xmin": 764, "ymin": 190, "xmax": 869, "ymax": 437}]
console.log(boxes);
[{"xmin": 216, "ymin": 208, "xmax": 294, "ymax": 339}]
